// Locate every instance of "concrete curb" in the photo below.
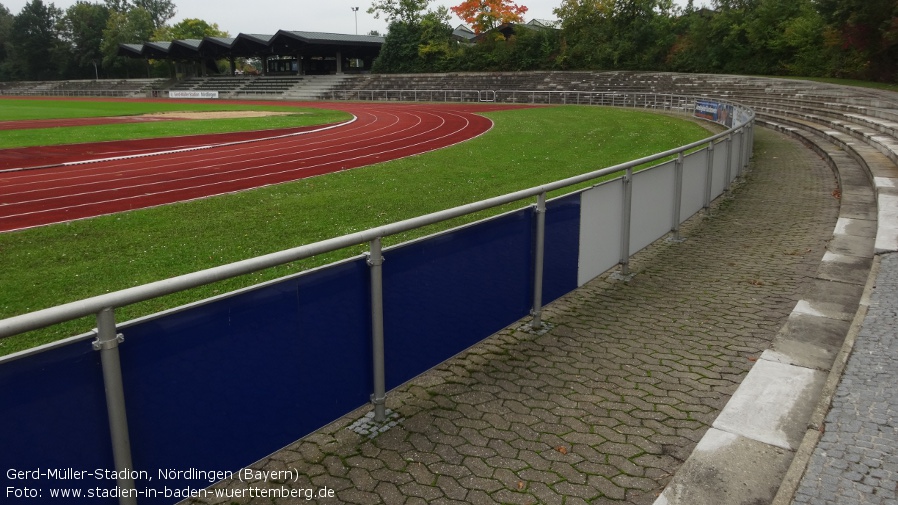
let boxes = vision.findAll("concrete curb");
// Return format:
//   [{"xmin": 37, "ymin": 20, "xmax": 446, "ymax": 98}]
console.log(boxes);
[
  {"xmin": 770, "ymin": 255, "xmax": 880, "ymax": 505},
  {"xmin": 653, "ymin": 120, "xmax": 878, "ymax": 505}
]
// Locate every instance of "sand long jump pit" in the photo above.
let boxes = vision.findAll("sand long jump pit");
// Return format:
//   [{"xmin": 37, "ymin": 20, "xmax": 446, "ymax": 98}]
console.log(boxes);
[{"xmin": 140, "ymin": 110, "xmax": 304, "ymax": 120}]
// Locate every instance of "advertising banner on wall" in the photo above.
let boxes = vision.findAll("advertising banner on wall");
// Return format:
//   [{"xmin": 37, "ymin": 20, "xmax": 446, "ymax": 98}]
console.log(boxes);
[
  {"xmin": 694, "ymin": 100, "xmax": 718, "ymax": 121},
  {"xmin": 695, "ymin": 100, "xmax": 734, "ymax": 128},
  {"xmin": 169, "ymin": 90, "xmax": 220, "ymax": 99}
]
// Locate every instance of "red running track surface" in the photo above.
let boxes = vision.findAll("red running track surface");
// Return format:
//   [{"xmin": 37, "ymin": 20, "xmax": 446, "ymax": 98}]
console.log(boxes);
[{"xmin": 0, "ymin": 100, "xmax": 531, "ymax": 233}]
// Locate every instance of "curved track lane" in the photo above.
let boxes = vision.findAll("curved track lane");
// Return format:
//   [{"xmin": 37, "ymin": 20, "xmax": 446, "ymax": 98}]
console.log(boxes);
[{"xmin": 0, "ymin": 101, "xmax": 527, "ymax": 232}]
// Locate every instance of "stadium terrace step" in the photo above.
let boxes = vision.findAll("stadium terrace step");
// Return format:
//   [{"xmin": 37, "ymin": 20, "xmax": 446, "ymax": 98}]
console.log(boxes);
[{"xmin": 748, "ymin": 106, "xmax": 898, "ymax": 166}]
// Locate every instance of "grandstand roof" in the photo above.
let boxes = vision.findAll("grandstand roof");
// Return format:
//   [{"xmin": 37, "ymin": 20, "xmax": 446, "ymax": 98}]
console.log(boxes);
[
  {"xmin": 118, "ymin": 30, "xmax": 385, "ymax": 60},
  {"xmin": 452, "ymin": 24, "xmax": 476, "ymax": 42},
  {"xmin": 473, "ymin": 19, "xmax": 559, "ymax": 42}
]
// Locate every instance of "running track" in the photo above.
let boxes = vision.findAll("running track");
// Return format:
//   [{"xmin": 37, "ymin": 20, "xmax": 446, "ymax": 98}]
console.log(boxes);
[{"xmin": 0, "ymin": 99, "xmax": 530, "ymax": 233}]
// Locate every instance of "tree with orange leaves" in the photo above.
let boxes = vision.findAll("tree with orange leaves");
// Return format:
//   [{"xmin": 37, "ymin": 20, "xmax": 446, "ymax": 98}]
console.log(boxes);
[{"xmin": 450, "ymin": 0, "xmax": 529, "ymax": 34}]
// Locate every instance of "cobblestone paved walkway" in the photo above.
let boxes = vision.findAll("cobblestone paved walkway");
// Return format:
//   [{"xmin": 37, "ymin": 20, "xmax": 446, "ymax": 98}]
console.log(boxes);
[
  {"xmin": 791, "ymin": 253, "xmax": 898, "ymax": 505},
  {"xmin": 189, "ymin": 127, "xmax": 840, "ymax": 505}
]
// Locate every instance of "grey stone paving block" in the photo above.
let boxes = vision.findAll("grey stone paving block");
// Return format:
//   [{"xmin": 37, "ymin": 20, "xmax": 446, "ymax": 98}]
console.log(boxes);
[
  {"xmin": 179, "ymin": 111, "xmax": 849, "ymax": 505},
  {"xmin": 795, "ymin": 278, "xmax": 864, "ymax": 321},
  {"xmin": 762, "ymin": 312, "xmax": 852, "ymax": 371},
  {"xmin": 840, "ymin": 187, "xmax": 876, "ymax": 205},
  {"xmin": 817, "ymin": 253, "xmax": 873, "ymax": 286},
  {"xmin": 712, "ymin": 359, "xmax": 827, "ymax": 450},
  {"xmin": 828, "ymin": 232, "xmax": 876, "ymax": 257},
  {"xmin": 875, "ymin": 193, "xmax": 898, "ymax": 253},
  {"xmin": 838, "ymin": 200, "xmax": 878, "ymax": 221},
  {"xmin": 653, "ymin": 429, "xmax": 795, "ymax": 505},
  {"xmin": 834, "ymin": 217, "xmax": 877, "ymax": 238},
  {"xmin": 792, "ymin": 253, "xmax": 898, "ymax": 504}
]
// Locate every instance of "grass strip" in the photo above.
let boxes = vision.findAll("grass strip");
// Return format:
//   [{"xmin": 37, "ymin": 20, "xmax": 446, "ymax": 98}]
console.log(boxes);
[
  {"xmin": 0, "ymin": 105, "xmax": 714, "ymax": 355},
  {"xmin": 0, "ymin": 98, "xmax": 351, "ymax": 148}
]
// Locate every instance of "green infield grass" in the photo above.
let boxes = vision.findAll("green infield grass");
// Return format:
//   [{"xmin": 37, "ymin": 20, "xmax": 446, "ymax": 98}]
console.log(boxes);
[
  {"xmin": 0, "ymin": 98, "xmax": 351, "ymax": 148},
  {"xmin": 0, "ymin": 103, "xmax": 718, "ymax": 355}
]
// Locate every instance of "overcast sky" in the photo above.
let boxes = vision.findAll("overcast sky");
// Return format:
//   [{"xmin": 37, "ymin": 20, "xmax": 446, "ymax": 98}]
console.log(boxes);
[{"xmin": 2, "ymin": 0, "xmax": 712, "ymax": 38}]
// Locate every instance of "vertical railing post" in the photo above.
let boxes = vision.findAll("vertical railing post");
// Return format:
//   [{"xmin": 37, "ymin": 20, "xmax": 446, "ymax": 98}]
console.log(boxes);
[
  {"xmin": 736, "ymin": 129, "xmax": 745, "ymax": 177},
  {"xmin": 748, "ymin": 119, "xmax": 755, "ymax": 159},
  {"xmin": 93, "ymin": 308, "xmax": 137, "ymax": 505},
  {"xmin": 619, "ymin": 168, "xmax": 633, "ymax": 276},
  {"xmin": 704, "ymin": 141, "xmax": 715, "ymax": 210},
  {"xmin": 367, "ymin": 237, "xmax": 387, "ymax": 423},
  {"xmin": 671, "ymin": 151, "xmax": 685, "ymax": 242},
  {"xmin": 530, "ymin": 192, "xmax": 547, "ymax": 330},
  {"xmin": 724, "ymin": 133, "xmax": 734, "ymax": 191}
]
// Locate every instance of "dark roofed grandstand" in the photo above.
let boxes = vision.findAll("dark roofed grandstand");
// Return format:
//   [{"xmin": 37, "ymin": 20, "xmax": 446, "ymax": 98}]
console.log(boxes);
[
  {"xmin": 118, "ymin": 30, "xmax": 385, "ymax": 78},
  {"xmin": 473, "ymin": 19, "xmax": 559, "ymax": 42}
]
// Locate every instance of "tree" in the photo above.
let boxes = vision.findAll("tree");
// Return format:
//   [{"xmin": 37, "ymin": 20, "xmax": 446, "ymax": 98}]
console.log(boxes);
[
  {"xmin": 153, "ymin": 18, "xmax": 228, "ymax": 41},
  {"xmin": 61, "ymin": 1, "xmax": 110, "ymax": 78},
  {"xmin": 100, "ymin": 6, "xmax": 153, "ymax": 75},
  {"xmin": 778, "ymin": 2, "xmax": 828, "ymax": 76},
  {"xmin": 815, "ymin": 0, "xmax": 898, "ymax": 80},
  {"xmin": 451, "ymin": 0, "xmax": 528, "ymax": 34},
  {"xmin": 367, "ymin": 0, "xmax": 431, "ymax": 24},
  {"xmin": 371, "ymin": 1, "xmax": 457, "ymax": 72},
  {"xmin": 103, "ymin": 0, "xmax": 131, "ymax": 13},
  {"xmin": 739, "ymin": 0, "xmax": 818, "ymax": 75},
  {"xmin": 132, "ymin": 0, "xmax": 174, "ymax": 29},
  {"xmin": 452, "ymin": 23, "xmax": 560, "ymax": 71},
  {"xmin": 416, "ymin": 6, "xmax": 454, "ymax": 69},
  {"xmin": 554, "ymin": 0, "xmax": 674, "ymax": 70},
  {"xmin": 0, "ymin": 3, "xmax": 13, "ymax": 73},
  {"xmin": 6, "ymin": 0, "xmax": 65, "ymax": 80},
  {"xmin": 371, "ymin": 20, "xmax": 424, "ymax": 72}
]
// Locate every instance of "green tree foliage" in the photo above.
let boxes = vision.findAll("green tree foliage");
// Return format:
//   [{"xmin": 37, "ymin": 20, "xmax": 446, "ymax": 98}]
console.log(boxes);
[
  {"xmin": 417, "ymin": 6, "xmax": 454, "ymax": 70},
  {"xmin": 452, "ymin": 25, "xmax": 561, "ymax": 71},
  {"xmin": 0, "ymin": 3, "xmax": 13, "ymax": 77},
  {"xmin": 5, "ymin": 0, "xmax": 65, "ymax": 80},
  {"xmin": 0, "ymin": 0, "xmax": 236, "ymax": 80},
  {"xmin": 816, "ymin": 0, "xmax": 898, "ymax": 80},
  {"xmin": 371, "ymin": 0, "xmax": 458, "ymax": 72},
  {"xmin": 61, "ymin": 1, "xmax": 111, "ymax": 78},
  {"xmin": 100, "ymin": 7, "xmax": 153, "ymax": 76},
  {"xmin": 557, "ymin": 0, "xmax": 895, "ymax": 82},
  {"xmin": 367, "ymin": 0, "xmax": 431, "ymax": 24},
  {"xmin": 554, "ymin": 0, "xmax": 675, "ymax": 70},
  {"xmin": 779, "ymin": 4, "xmax": 829, "ymax": 77},
  {"xmin": 103, "ymin": 0, "xmax": 132, "ymax": 13},
  {"xmin": 132, "ymin": 0, "xmax": 175, "ymax": 29},
  {"xmin": 153, "ymin": 17, "xmax": 228, "ymax": 40},
  {"xmin": 372, "ymin": 20, "xmax": 427, "ymax": 72}
]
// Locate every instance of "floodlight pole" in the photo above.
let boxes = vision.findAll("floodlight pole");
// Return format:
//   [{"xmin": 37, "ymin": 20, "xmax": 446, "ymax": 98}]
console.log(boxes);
[{"xmin": 352, "ymin": 7, "xmax": 359, "ymax": 35}]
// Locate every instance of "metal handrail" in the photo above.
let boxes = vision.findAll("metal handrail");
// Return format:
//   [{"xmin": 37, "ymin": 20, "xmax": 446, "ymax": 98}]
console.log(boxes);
[
  {"xmin": 0, "ymin": 97, "xmax": 752, "ymax": 340},
  {"xmin": 323, "ymin": 89, "xmax": 702, "ymax": 109},
  {"xmin": 0, "ymin": 92, "xmax": 753, "ymax": 504}
]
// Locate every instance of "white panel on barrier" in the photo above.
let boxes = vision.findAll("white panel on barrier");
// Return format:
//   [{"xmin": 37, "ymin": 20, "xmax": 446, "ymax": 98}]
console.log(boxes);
[
  {"xmin": 681, "ymin": 149, "xmax": 709, "ymax": 223},
  {"xmin": 631, "ymin": 161, "xmax": 676, "ymax": 254},
  {"xmin": 731, "ymin": 132, "xmax": 743, "ymax": 182},
  {"xmin": 578, "ymin": 179, "xmax": 623, "ymax": 286},
  {"xmin": 711, "ymin": 140, "xmax": 729, "ymax": 199}
]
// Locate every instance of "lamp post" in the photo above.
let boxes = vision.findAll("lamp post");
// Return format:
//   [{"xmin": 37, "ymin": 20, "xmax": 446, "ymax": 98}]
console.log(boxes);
[{"xmin": 351, "ymin": 7, "xmax": 359, "ymax": 35}]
